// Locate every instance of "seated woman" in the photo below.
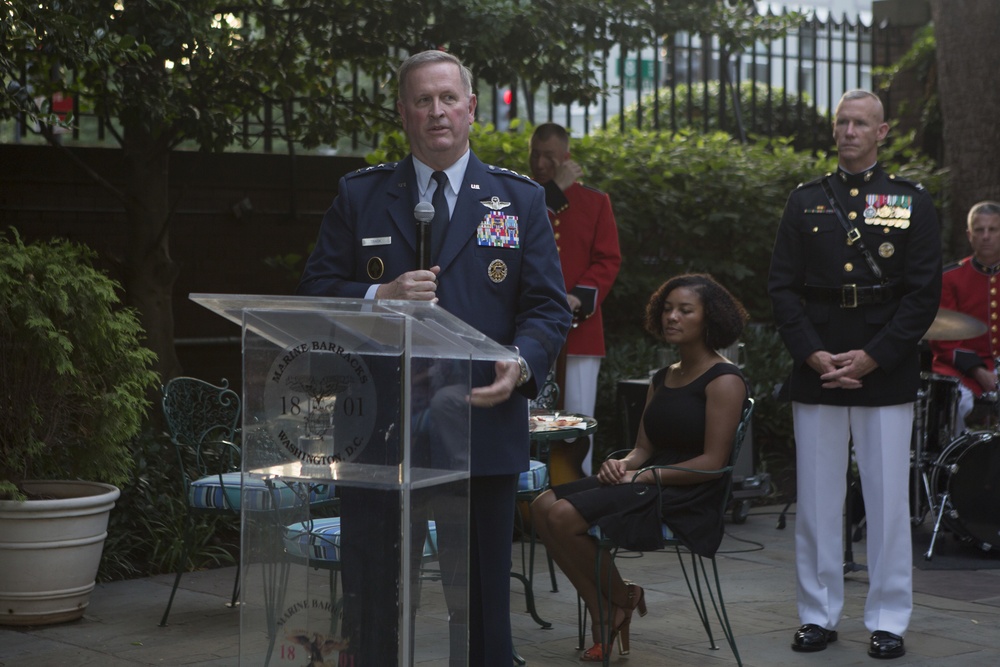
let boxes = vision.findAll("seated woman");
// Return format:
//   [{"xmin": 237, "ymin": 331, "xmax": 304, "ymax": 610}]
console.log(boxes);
[{"xmin": 531, "ymin": 273, "xmax": 750, "ymax": 662}]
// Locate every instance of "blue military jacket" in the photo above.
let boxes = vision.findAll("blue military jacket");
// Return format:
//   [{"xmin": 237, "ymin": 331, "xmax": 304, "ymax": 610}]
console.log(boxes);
[{"xmin": 298, "ymin": 152, "xmax": 572, "ymax": 475}]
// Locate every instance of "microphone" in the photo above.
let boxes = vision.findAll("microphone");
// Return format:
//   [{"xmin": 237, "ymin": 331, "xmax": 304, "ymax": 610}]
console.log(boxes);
[{"xmin": 414, "ymin": 201, "xmax": 434, "ymax": 270}]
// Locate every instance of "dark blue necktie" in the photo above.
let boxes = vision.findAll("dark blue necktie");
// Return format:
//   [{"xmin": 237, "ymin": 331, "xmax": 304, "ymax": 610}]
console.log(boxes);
[{"xmin": 430, "ymin": 171, "xmax": 449, "ymax": 263}]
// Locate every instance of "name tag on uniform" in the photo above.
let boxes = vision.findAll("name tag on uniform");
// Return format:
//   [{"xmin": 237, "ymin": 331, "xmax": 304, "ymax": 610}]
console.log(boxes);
[{"xmin": 362, "ymin": 236, "xmax": 391, "ymax": 247}]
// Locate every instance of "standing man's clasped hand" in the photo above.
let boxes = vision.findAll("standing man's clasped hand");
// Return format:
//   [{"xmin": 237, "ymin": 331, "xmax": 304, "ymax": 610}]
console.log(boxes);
[{"xmin": 807, "ymin": 349, "xmax": 878, "ymax": 389}]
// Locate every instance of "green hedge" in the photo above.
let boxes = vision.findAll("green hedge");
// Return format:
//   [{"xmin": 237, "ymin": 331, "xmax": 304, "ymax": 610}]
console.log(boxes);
[{"xmin": 370, "ymin": 124, "xmax": 946, "ymax": 487}]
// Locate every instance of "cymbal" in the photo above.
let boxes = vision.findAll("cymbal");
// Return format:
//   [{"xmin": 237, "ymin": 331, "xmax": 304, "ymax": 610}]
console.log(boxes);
[{"xmin": 922, "ymin": 308, "xmax": 988, "ymax": 341}]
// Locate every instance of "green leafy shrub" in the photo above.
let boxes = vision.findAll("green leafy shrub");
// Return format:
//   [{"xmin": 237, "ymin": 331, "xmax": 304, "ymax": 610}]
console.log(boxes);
[{"xmin": 0, "ymin": 229, "xmax": 159, "ymax": 500}]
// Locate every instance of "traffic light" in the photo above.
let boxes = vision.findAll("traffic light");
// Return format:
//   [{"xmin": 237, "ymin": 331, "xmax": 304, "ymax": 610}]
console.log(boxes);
[{"xmin": 497, "ymin": 87, "xmax": 514, "ymax": 131}]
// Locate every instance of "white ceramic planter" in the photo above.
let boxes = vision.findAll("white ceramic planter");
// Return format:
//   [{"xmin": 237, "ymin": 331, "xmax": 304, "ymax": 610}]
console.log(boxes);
[{"xmin": 0, "ymin": 480, "xmax": 120, "ymax": 626}]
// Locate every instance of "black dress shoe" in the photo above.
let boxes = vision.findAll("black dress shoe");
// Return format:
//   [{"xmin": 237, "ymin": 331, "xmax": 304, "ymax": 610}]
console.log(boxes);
[
  {"xmin": 869, "ymin": 631, "xmax": 905, "ymax": 659},
  {"xmin": 791, "ymin": 624, "xmax": 838, "ymax": 652}
]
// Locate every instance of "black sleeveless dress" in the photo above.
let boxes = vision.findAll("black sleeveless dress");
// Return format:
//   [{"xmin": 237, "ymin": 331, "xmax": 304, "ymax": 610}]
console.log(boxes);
[{"xmin": 552, "ymin": 363, "xmax": 747, "ymax": 556}]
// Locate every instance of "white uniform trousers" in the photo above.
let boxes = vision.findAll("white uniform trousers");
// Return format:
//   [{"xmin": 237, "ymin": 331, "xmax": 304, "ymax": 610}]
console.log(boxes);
[
  {"xmin": 792, "ymin": 402, "xmax": 913, "ymax": 636},
  {"xmin": 563, "ymin": 355, "xmax": 601, "ymax": 475}
]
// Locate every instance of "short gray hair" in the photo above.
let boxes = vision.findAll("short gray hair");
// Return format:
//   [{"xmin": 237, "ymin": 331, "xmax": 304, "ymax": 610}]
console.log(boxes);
[
  {"xmin": 397, "ymin": 50, "xmax": 473, "ymax": 101},
  {"xmin": 968, "ymin": 200, "xmax": 1000, "ymax": 228},
  {"xmin": 834, "ymin": 89, "xmax": 885, "ymax": 123}
]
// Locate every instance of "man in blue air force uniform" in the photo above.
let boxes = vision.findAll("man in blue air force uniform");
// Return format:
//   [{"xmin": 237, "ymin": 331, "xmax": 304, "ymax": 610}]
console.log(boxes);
[{"xmin": 298, "ymin": 50, "xmax": 571, "ymax": 666}]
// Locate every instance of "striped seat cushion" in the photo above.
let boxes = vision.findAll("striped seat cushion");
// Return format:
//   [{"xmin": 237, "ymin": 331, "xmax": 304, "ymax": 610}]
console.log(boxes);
[
  {"xmin": 517, "ymin": 459, "xmax": 549, "ymax": 493},
  {"xmin": 283, "ymin": 518, "xmax": 439, "ymax": 563},
  {"xmin": 189, "ymin": 473, "xmax": 335, "ymax": 511}
]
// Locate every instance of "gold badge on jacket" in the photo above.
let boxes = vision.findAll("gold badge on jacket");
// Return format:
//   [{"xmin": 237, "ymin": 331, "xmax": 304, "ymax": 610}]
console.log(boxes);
[
  {"xmin": 878, "ymin": 242, "xmax": 895, "ymax": 258},
  {"xmin": 488, "ymin": 259, "xmax": 508, "ymax": 283},
  {"xmin": 367, "ymin": 257, "xmax": 385, "ymax": 280}
]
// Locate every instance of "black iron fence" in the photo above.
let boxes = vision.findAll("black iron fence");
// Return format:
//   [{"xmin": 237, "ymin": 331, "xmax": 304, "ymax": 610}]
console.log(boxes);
[
  {"xmin": 4, "ymin": 6, "xmax": 907, "ymax": 156},
  {"xmin": 496, "ymin": 6, "xmax": 908, "ymax": 152}
]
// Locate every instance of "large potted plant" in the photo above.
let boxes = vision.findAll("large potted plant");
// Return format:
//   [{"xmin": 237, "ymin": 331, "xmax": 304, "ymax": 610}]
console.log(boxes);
[{"xmin": 0, "ymin": 228, "xmax": 158, "ymax": 625}]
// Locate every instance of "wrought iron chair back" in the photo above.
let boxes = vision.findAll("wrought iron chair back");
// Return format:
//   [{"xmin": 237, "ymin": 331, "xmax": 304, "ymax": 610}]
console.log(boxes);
[
  {"xmin": 163, "ymin": 377, "xmax": 242, "ymax": 503},
  {"xmin": 159, "ymin": 376, "xmax": 242, "ymax": 626}
]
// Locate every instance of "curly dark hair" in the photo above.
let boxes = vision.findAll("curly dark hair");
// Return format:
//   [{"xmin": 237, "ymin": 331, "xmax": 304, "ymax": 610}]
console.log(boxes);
[{"xmin": 643, "ymin": 273, "xmax": 749, "ymax": 350}]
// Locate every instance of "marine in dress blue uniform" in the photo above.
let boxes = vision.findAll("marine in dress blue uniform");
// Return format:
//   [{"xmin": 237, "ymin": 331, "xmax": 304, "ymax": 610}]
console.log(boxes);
[
  {"xmin": 768, "ymin": 90, "xmax": 941, "ymax": 660},
  {"xmin": 298, "ymin": 50, "xmax": 571, "ymax": 666}
]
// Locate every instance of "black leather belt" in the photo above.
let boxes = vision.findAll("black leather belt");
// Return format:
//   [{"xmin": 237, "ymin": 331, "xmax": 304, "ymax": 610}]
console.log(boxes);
[{"xmin": 803, "ymin": 283, "xmax": 896, "ymax": 308}]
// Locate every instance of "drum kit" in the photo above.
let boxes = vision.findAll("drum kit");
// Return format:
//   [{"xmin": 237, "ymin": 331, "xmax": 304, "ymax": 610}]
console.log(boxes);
[{"xmin": 912, "ymin": 308, "xmax": 1000, "ymax": 560}]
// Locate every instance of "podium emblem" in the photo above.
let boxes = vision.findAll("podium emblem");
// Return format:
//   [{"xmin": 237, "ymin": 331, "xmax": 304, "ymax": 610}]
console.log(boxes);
[{"xmin": 263, "ymin": 338, "xmax": 378, "ymax": 467}]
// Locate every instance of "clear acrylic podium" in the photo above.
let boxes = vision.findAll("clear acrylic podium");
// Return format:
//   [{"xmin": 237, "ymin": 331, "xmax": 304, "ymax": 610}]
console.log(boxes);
[{"xmin": 192, "ymin": 294, "xmax": 516, "ymax": 666}]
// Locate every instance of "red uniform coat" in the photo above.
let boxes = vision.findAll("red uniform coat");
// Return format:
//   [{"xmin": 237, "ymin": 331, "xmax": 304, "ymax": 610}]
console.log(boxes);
[
  {"xmin": 930, "ymin": 256, "xmax": 999, "ymax": 395},
  {"xmin": 545, "ymin": 181, "xmax": 621, "ymax": 357}
]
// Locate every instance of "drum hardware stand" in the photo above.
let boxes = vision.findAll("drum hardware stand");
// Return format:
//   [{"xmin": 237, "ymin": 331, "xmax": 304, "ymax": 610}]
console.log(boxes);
[
  {"xmin": 924, "ymin": 461, "xmax": 957, "ymax": 561},
  {"xmin": 910, "ymin": 383, "xmax": 931, "ymax": 526}
]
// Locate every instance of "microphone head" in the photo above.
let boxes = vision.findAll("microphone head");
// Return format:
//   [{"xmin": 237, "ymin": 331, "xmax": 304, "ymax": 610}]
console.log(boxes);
[{"xmin": 414, "ymin": 201, "xmax": 435, "ymax": 223}]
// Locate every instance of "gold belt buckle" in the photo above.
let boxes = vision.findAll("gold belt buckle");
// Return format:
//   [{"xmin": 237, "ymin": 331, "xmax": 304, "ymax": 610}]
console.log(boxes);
[
  {"xmin": 841, "ymin": 284, "xmax": 858, "ymax": 308},
  {"xmin": 847, "ymin": 228, "xmax": 861, "ymax": 246}
]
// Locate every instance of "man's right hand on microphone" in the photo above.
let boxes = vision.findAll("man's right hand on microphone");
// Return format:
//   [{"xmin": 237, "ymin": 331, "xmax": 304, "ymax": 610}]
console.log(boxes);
[{"xmin": 375, "ymin": 267, "xmax": 440, "ymax": 301}]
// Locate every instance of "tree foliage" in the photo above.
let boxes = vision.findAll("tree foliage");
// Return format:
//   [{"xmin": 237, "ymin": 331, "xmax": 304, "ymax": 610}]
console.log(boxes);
[
  {"xmin": 2, "ymin": 1, "xmax": 799, "ymax": 152},
  {"xmin": 931, "ymin": 0, "xmax": 1000, "ymax": 257},
  {"xmin": 0, "ymin": 0, "xmax": 800, "ymax": 385}
]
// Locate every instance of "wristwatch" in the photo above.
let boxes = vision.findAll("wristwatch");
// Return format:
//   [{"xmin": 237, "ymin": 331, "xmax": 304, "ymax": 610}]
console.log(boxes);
[{"xmin": 515, "ymin": 356, "xmax": 530, "ymax": 388}]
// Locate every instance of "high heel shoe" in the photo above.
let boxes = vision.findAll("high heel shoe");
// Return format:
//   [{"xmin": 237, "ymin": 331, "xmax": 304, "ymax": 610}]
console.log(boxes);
[
  {"xmin": 625, "ymin": 581, "xmax": 648, "ymax": 617},
  {"xmin": 580, "ymin": 642, "xmax": 611, "ymax": 662},
  {"xmin": 580, "ymin": 605, "xmax": 632, "ymax": 661}
]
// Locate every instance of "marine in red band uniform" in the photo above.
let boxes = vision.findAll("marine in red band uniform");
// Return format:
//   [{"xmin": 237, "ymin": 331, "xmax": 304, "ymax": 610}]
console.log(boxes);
[
  {"xmin": 930, "ymin": 201, "xmax": 1000, "ymax": 431},
  {"xmin": 529, "ymin": 123, "xmax": 622, "ymax": 477}
]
